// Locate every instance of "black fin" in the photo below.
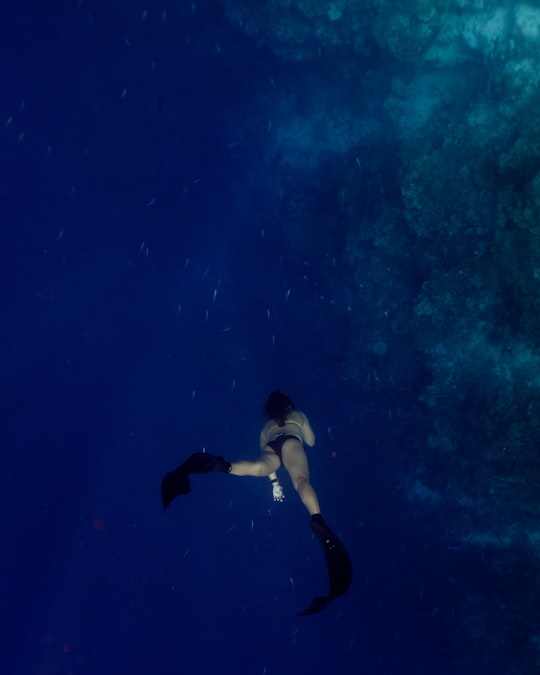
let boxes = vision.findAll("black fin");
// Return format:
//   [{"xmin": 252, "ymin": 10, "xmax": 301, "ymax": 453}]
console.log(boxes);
[
  {"xmin": 298, "ymin": 518, "xmax": 352, "ymax": 615},
  {"xmin": 311, "ymin": 518, "xmax": 353, "ymax": 597},
  {"xmin": 182, "ymin": 452, "xmax": 231, "ymax": 474},
  {"xmin": 297, "ymin": 595, "xmax": 331, "ymax": 616},
  {"xmin": 161, "ymin": 464, "xmax": 191, "ymax": 509},
  {"xmin": 161, "ymin": 453, "xmax": 231, "ymax": 509}
]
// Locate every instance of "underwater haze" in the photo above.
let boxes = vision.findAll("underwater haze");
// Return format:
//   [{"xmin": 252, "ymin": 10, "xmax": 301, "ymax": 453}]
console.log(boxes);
[{"xmin": 2, "ymin": 1, "xmax": 540, "ymax": 674}]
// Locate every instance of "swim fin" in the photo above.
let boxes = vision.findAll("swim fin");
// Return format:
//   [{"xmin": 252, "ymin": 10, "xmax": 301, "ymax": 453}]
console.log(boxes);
[
  {"xmin": 297, "ymin": 515, "xmax": 353, "ymax": 616},
  {"xmin": 161, "ymin": 462, "xmax": 192, "ymax": 506},
  {"xmin": 161, "ymin": 452, "xmax": 232, "ymax": 509}
]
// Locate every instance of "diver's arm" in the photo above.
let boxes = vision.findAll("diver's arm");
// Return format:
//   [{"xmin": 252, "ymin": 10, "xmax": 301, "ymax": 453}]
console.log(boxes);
[
  {"xmin": 260, "ymin": 429, "xmax": 284, "ymax": 501},
  {"xmin": 269, "ymin": 472, "xmax": 284, "ymax": 502}
]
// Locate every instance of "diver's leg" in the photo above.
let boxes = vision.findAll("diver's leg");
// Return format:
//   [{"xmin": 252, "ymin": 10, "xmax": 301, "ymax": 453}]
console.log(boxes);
[
  {"xmin": 230, "ymin": 451, "xmax": 280, "ymax": 477},
  {"xmin": 282, "ymin": 441, "xmax": 321, "ymax": 516}
]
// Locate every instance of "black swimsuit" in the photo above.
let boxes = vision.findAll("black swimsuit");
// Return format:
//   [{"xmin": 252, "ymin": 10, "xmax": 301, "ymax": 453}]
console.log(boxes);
[{"xmin": 267, "ymin": 434, "xmax": 300, "ymax": 463}]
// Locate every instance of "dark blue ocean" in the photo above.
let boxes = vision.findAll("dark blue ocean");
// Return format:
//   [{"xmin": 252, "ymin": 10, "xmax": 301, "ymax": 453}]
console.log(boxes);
[{"xmin": 2, "ymin": 2, "xmax": 539, "ymax": 674}]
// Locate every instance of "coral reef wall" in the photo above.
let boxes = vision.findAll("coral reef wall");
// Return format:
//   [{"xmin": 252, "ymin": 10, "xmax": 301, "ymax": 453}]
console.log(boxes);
[
  {"xmin": 219, "ymin": 1, "xmax": 540, "ymax": 668},
  {"xmin": 219, "ymin": 0, "xmax": 540, "ymax": 533}
]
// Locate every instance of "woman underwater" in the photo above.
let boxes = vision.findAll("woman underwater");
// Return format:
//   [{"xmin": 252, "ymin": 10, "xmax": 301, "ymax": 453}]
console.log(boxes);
[{"xmin": 161, "ymin": 390, "xmax": 352, "ymax": 614}]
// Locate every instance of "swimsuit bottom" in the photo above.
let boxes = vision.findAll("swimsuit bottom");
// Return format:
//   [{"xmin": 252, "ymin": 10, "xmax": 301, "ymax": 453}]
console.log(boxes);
[{"xmin": 266, "ymin": 434, "xmax": 300, "ymax": 463}]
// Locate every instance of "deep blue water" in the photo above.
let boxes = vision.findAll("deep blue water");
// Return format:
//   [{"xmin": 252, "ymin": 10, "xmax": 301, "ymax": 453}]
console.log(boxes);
[{"xmin": 2, "ymin": 2, "xmax": 533, "ymax": 675}]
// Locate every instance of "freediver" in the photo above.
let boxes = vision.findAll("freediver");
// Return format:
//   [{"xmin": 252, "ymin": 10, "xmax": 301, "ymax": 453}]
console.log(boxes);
[{"xmin": 161, "ymin": 390, "xmax": 352, "ymax": 614}]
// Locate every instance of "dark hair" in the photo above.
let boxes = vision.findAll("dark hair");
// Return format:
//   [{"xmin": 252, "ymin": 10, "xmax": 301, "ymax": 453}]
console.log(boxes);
[{"xmin": 265, "ymin": 391, "xmax": 295, "ymax": 427}]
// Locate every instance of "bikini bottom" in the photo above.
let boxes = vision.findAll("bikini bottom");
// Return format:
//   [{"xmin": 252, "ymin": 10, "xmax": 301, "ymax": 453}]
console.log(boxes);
[{"xmin": 266, "ymin": 434, "xmax": 300, "ymax": 464}]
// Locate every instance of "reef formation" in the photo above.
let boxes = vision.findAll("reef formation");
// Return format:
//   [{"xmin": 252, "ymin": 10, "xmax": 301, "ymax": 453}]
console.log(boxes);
[{"xmin": 220, "ymin": 2, "xmax": 540, "ymax": 670}]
